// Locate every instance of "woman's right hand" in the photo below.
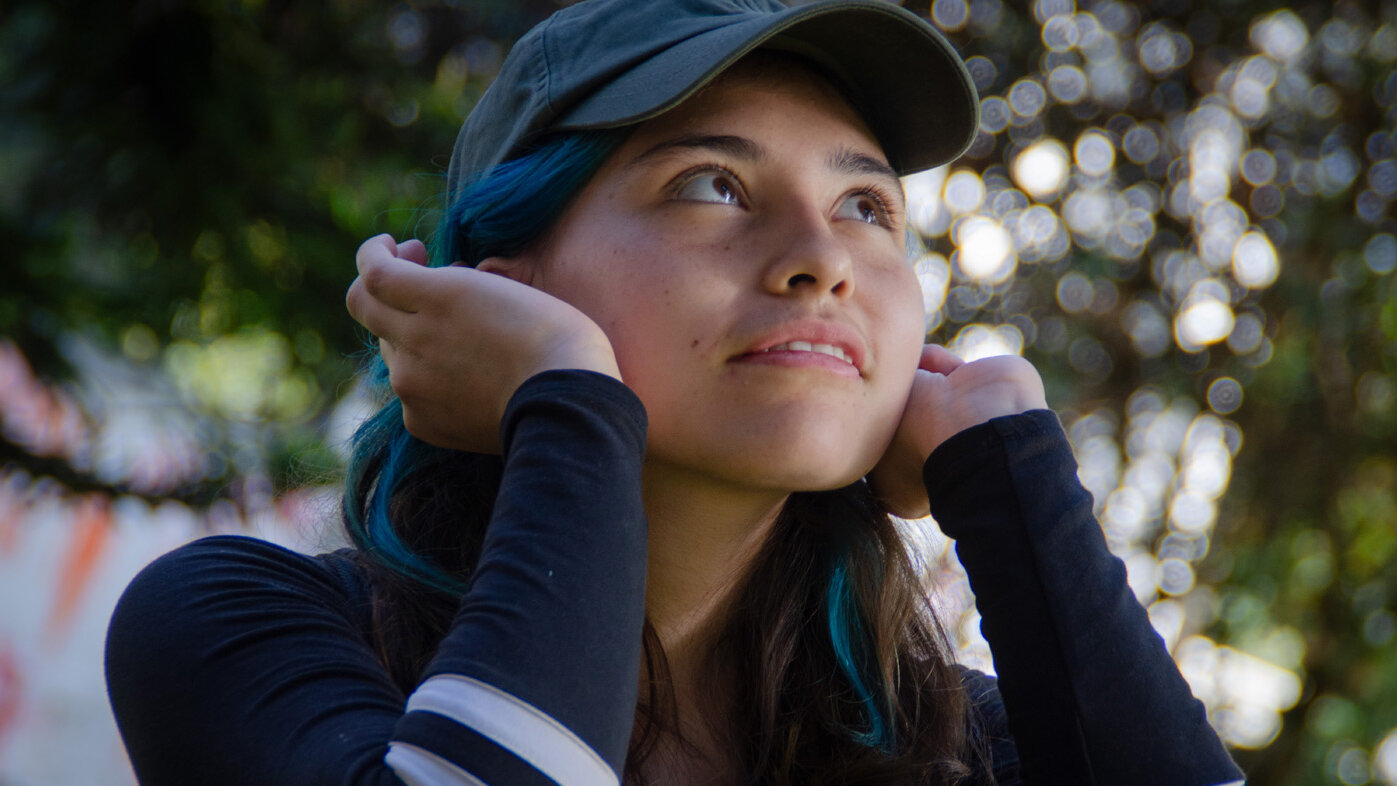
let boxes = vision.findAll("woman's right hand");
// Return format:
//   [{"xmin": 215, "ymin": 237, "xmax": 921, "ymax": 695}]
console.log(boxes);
[{"xmin": 345, "ymin": 234, "xmax": 621, "ymax": 453}]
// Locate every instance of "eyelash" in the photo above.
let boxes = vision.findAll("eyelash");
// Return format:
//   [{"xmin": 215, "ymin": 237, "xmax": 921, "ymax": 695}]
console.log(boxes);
[
  {"xmin": 668, "ymin": 164, "xmax": 901, "ymax": 230},
  {"xmin": 849, "ymin": 185, "xmax": 898, "ymax": 229},
  {"xmin": 669, "ymin": 164, "xmax": 747, "ymax": 204}
]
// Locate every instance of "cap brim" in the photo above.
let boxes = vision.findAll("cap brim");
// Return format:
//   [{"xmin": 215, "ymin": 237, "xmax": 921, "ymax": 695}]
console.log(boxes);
[{"xmin": 552, "ymin": 1, "xmax": 979, "ymax": 174}]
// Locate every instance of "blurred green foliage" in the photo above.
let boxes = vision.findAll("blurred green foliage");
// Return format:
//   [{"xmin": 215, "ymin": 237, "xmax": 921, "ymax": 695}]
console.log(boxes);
[
  {"xmin": 1, "ymin": 0, "xmax": 1395, "ymax": 783},
  {"xmin": 1, "ymin": 0, "xmax": 561, "ymax": 487}
]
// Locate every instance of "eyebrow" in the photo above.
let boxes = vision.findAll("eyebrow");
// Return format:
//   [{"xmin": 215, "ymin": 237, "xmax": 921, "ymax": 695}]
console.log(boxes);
[
  {"xmin": 625, "ymin": 133, "xmax": 900, "ymax": 197},
  {"xmin": 626, "ymin": 134, "xmax": 763, "ymax": 170},
  {"xmin": 828, "ymin": 147, "xmax": 900, "ymax": 189}
]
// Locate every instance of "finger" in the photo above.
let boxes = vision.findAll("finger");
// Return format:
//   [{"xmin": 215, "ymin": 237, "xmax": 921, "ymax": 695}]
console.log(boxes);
[
  {"xmin": 918, "ymin": 344, "xmax": 965, "ymax": 375},
  {"xmin": 356, "ymin": 234, "xmax": 399, "ymax": 275},
  {"xmin": 356, "ymin": 241, "xmax": 445, "ymax": 313},
  {"xmin": 398, "ymin": 239, "xmax": 429, "ymax": 266},
  {"xmin": 379, "ymin": 338, "xmax": 398, "ymax": 372},
  {"xmin": 346, "ymin": 276, "xmax": 412, "ymax": 340}
]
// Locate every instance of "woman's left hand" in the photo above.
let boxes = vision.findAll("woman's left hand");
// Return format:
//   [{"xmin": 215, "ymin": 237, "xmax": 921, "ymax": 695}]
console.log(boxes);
[{"xmin": 868, "ymin": 345, "xmax": 1048, "ymax": 518}]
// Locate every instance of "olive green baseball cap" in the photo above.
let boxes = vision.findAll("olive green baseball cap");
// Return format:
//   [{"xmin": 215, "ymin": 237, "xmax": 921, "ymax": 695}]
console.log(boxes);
[{"xmin": 446, "ymin": 0, "xmax": 979, "ymax": 198}]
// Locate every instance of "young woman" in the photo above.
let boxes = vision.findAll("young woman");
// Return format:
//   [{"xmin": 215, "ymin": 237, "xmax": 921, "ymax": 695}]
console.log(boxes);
[{"xmin": 106, "ymin": 1, "xmax": 1246, "ymax": 784}]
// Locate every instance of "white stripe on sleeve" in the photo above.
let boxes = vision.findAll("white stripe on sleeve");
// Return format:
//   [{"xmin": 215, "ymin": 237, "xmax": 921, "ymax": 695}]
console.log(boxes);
[
  {"xmin": 406, "ymin": 674, "xmax": 618, "ymax": 786},
  {"xmin": 385, "ymin": 742, "xmax": 490, "ymax": 786}
]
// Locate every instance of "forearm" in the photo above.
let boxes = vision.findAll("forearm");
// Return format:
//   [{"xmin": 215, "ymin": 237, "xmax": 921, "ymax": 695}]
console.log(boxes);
[
  {"xmin": 394, "ymin": 369, "xmax": 650, "ymax": 784},
  {"xmin": 926, "ymin": 410, "xmax": 1243, "ymax": 786},
  {"xmin": 108, "ymin": 371, "xmax": 650, "ymax": 786}
]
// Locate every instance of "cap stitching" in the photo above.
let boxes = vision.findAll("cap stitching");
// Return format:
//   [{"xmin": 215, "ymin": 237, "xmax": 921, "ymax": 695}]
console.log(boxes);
[{"xmin": 538, "ymin": 12, "xmax": 559, "ymax": 117}]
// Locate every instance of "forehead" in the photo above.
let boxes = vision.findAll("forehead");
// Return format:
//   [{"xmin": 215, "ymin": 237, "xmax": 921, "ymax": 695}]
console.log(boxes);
[{"xmin": 615, "ymin": 54, "xmax": 887, "ymax": 163}]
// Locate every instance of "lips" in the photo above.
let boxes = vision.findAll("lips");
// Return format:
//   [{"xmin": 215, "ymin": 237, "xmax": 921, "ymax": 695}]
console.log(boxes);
[
  {"xmin": 755, "ymin": 341, "xmax": 853, "ymax": 365},
  {"xmin": 731, "ymin": 320, "xmax": 866, "ymax": 375}
]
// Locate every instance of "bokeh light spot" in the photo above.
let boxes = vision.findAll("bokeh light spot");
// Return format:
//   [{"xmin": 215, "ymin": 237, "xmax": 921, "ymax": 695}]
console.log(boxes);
[
  {"xmin": 1232, "ymin": 231, "xmax": 1280, "ymax": 289},
  {"xmin": 903, "ymin": 166, "xmax": 950, "ymax": 237},
  {"xmin": 1370, "ymin": 160, "xmax": 1397, "ymax": 198},
  {"xmin": 1207, "ymin": 377, "xmax": 1244, "ymax": 415},
  {"xmin": 954, "ymin": 216, "xmax": 1017, "ymax": 283},
  {"xmin": 914, "ymin": 253, "xmax": 952, "ymax": 326},
  {"xmin": 1158, "ymin": 557, "xmax": 1196, "ymax": 595},
  {"xmin": 1336, "ymin": 746, "xmax": 1372, "ymax": 786},
  {"xmin": 1138, "ymin": 22, "xmax": 1191, "ymax": 76},
  {"xmin": 1056, "ymin": 271, "xmax": 1094, "ymax": 313},
  {"xmin": 1356, "ymin": 190, "xmax": 1390, "ymax": 224},
  {"xmin": 1042, "ymin": 14, "xmax": 1079, "ymax": 52},
  {"xmin": 1309, "ymin": 84, "xmax": 1341, "ymax": 119},
  {"xmin": 1123, "ymin": 300, "xmax": 1171, "ymax": 357},
  {"xmin": 944, "ymin": 169, "xmax": 987, "ymax": 214},
  {"xmin": 1375, "ymin": 728, "xmax": 1397, "ymax": 784},
  {"xmin": 1357, "ymin": 373, "xmax": 1395, "ymax": 415},
  {"xmin": 1048, "ymin": 65, "xmax": 1089, "ymax": 103},
  {"xmin": 1074, "ymin": 129, "xmax": 1116, "ymax": 177},
  {"xmin": 949, "ymin": 323, "xmax": 1025, "ymax": 361},
  {"xmin": 932, "ymin": 0, "xmax": 969, "ymax": 32},
  {"xmin": 1364, "ymin": 234, "xmax": 1397, "ymax": 275},
  {"xmin": 1227, "ymin": 312, "xmax": 1265, "ymax": 355},
  {"xmin": 1169, "ymin": 491, "xmax": 1216, "ymax": 535},
  {"xmin": 1068, "ymin": 335, "xmax": 1112, "ymax": 378},
  {"xmin": 1032, "ymin": 0, "xmax": 1074, "ymax": 25},
  {"xmin": 964, "ymin": 55, "xmax": 998, "ymax": 93},
  {"xmin": 1250, "ymin": 184, "xmax": 1285, "ymax": 217},
  {"xmin": 1013, "ymin": 139, "xmax": 1070, "ymax": 200},
  {"xmin": 1008, "ymin": 78, "xmax": 1049, "ymax": 118},
  {"xmin": 1251, "ymin": 10, "xmax": 1309, "ymax": 62},
  {"xmin": 979, "ymin": 96, "xmax": 1011, "ymax": 134},
  {"xmin": 1175, "ymin": 288, "xmax": 1236, "ymax": 350},
  {"xmin": 120, "ymin": 324, "xmax": 160, "ymax": 363},
  {"xmin": 388, "ymin": 9, "xmax": 427, "ymax": 65},
  {"xmin": 1122, "ymin": 124, "xmax": 1161, "ymax": 164},
  {"xmin": 1241, "ymin": 149, "xmax": 1277, "ymax": 186}
]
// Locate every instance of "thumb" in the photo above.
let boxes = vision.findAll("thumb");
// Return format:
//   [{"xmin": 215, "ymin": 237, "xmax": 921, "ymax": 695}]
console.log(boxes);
[
  {"xmin": 919, "ymin": 344, "xmax": 965, "ymax": 375},
  {"xmin": 398, "ymin": 239, "xmax": 429, "ymax": 266}
]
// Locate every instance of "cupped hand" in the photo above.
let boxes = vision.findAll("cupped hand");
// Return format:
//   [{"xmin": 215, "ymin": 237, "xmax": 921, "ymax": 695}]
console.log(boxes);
[
  {"xmin": 345, "ymin": 234, "xmax": 621, "ymax": 453},
  {"xmin": 868, "ymin": 345, "xmax": 1047, "ymax": 518}
]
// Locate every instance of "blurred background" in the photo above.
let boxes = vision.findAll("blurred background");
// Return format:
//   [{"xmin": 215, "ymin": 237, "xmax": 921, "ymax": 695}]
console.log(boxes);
[{"xmin": 1, "ymin": 0, "xmax": 1393, "ymax": 783}]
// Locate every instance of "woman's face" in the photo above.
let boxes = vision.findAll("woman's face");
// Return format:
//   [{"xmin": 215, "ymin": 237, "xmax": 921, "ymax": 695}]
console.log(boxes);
[{"xmin": 517, "ymin": 60, "xmax": 926, "ymax": 495}]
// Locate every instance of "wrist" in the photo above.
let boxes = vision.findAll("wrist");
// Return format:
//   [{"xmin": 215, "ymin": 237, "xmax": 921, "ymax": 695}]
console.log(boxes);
[{"xmin": 541, "ymin": 331, "xmax": 621, "ymax": 382}]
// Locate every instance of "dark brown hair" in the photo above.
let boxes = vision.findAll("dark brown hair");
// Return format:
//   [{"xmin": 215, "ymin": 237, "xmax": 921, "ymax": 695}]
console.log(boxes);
[{"xmin": 348, "ymin": 444, "xmax": 991, "ymax": 783}]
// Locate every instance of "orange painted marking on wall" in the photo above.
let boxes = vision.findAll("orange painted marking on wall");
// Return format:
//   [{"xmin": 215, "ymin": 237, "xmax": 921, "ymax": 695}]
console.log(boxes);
[{"xmin": 44, "ymin": 496, "xmax": 112, "ymax": 646}]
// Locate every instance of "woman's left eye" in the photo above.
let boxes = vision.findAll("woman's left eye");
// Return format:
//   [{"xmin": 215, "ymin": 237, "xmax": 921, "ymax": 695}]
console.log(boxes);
[
  {"xmin": 834, "ymin": 192, "xmax": 887, "ymax": 226},
  {"xmin": 673, "ymin": 171, "xmax": 745, "ymax": 206}
]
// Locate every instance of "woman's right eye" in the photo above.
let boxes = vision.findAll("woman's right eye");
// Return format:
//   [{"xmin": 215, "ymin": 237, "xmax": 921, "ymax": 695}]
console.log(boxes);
[{"xmin": 673, "ymin": 171, "xmax": 744, "ymax": 206}]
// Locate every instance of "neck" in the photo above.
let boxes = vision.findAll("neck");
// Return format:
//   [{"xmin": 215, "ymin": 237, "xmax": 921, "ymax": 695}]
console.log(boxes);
[
  {"xmin": 637, "ymin": 465, "xmax": 783, "ymax": 782},
  {"xmin": 640, "ymin": 463, "xmax": 786, "ymax": 690}
]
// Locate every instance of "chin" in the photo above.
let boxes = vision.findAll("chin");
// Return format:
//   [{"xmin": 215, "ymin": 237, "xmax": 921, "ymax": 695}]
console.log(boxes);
[
  {"xmin": 719, "ymin": 430, "xmax": 885, "ymax": 493},
  {"xmin": 647, "ymin": 400, "xmax": 899, "ymax": 493}
]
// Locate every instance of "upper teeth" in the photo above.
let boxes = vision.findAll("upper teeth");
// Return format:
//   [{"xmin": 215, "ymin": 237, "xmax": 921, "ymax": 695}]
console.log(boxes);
[{"xmin": 761, "ymin": 341, "xmax": 852, "ymax": 364}]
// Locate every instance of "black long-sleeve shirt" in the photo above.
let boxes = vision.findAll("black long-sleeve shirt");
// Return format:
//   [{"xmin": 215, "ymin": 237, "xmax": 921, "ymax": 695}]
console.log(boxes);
[{"xmin": 106, "ymin": 370, "xmax": 1244, "ymax": 785}]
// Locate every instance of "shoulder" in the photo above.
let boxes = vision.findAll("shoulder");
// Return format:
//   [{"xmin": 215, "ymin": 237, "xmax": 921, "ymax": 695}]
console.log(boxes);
[
  {"xmin": 107, "ymin": 535, "xmax": 374, "ymax": 667},
  {"xmin": 106, "ymin": 536, "xmax": 382, "ymax": 725},
  {"xmin": 106, "ymin": 537, "xmax": 408, "ymax": 781},
  {"xmin": 114, "ymin": 535, "xmax": 368, "ymax": 614}
]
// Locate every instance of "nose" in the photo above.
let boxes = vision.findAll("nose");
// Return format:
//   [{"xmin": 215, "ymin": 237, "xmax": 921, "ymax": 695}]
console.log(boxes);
[{"xmin": 760, "ymin": 206, "xmax": 855, "ymax": 299}]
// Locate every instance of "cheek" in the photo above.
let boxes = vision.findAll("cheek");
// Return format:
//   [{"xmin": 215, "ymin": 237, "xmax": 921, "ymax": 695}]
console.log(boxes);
[{"xmin": 870, "ymin": 265, "xmax": 928, "ymax": 356}]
